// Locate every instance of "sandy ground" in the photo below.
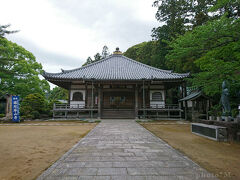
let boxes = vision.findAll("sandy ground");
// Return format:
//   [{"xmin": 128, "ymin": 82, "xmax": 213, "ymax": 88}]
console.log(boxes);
[
  {"xmin": 0, "ymin": 122, "xmax": 96, "ymax": 180},
  {"xmin": 141, "ymin": 123, "xmax": 240, "ymax": 180}
]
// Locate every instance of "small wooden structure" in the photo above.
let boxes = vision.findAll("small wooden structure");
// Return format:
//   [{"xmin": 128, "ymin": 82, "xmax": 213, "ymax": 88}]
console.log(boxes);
[
  {"xmin": 43, "ymin": 48, "xmax": 189, "ymax": 119},
  {"xmin": 179, "ymin": 90, "xmax": 210, "ymax": 120}
]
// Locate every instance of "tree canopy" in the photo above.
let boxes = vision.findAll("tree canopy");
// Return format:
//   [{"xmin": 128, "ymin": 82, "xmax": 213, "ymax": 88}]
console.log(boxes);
[
  {"xmin": 0, "ymin": 24, "xmax": 18, "ymax": 38},
  {"xmin": 48, "ymin": 86, "xmax": 68, "ymax": 102},
  {"xmin": 82, "ymin": 45, "xmax": 110, "ymax": 66},
  {"xmin": 124, "ymin": 41, "xmax": 169, "ymax": 70},
  {"xmin": 167, "ymin": 16, "xmax": 240, "ymax": 97},
  {"xmin": 0, "ymin": 26, "xmax": 50, "ymax": 98},
  {"xmin": 124, "ymin": 0, "xmax": 240, "ymax": 112},
  {"xmin": 21, "ymin": 93, "xmax": 48, "ymax": 119}
]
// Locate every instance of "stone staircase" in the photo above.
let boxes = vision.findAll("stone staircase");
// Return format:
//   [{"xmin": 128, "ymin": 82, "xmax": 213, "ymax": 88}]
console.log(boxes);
[{"xmin": 101, "ymin": 109, "xmax": 135, "ymax": 119}]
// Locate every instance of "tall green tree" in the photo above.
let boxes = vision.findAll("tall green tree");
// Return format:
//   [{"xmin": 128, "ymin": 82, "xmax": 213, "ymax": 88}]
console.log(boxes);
[
  {"xmin": 48, "ymin": 86, "xmax": 68, "ymax": 101},
  {"xmin": 0, "ymin": 37, "xmax": 50, "ymax": 98},
  {"xmin": 101, "ymin": 45, "xmax": 110, "ymax": 59},
  {"xmin": 82, "ymin": 45, "xmax": 110, "ymax": 66},
  {"xmin": 94, "ymin": 53, "xmax": 102, "ymax": 61},
  {"xmin": 124, "ymin": 42, "xmax": 153, "ymax": 66},
  {"xmin": 167, "ymin": 16, "xmax": 240, "ymax": 100},
  {"xmin": 149, "ymin": 0, "xmax": 217, "ymax": 75},
  {"xmin": 153, "ymin": 0, "xmax": 187, "ymax": 37},
  {"xmin": 152, "ymin": 0, "xmax": 216, "ymax": 39},
  {"xmin": 151, "ymin": 25, "xmax": 172, "ymax": 70},
  {"xmin": 124, "ymin": 41, "xmax": 169, "ymax": 70},
  {"xmin": 209, "ymin": 0, "xmax": 240, "ymax": 18},
  {"xmin": 0, "ymin": 24, "xmax": 18, "ymax": 38},
  {"xmin": 0, "ymin": 24, "xmax": 19, "ymax": 75},
  {"xmin": 85, "ymin": 57, "xmax": 93, "ymax": 65}
]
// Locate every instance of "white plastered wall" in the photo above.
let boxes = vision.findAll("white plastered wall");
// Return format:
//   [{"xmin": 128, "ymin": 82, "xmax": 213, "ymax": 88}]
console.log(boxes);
[
  {"xmin": 150, "ymin": 90, "xmax": 165, "ymax": 108},
  {"xmin": 70, "ymin": 90, "xmax": 85, "ymax": 108}
]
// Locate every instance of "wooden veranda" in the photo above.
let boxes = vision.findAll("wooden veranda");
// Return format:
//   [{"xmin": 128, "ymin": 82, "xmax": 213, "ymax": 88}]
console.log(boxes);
[{"xmin": 43, "ymin": 48, "xmax": 189, "ymax": 120}]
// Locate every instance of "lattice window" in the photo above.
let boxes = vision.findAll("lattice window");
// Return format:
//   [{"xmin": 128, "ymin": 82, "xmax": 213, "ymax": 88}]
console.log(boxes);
[
  {"xmin": 110, "ymin": 96, "xmax": 126, "ymax": 105},
  {"xmin": 152, "ymin": 92, "xmax": 163, "ymax": 101},
  {"xmin": 72, "ymin": 92, "xmax": 83, "ymax": 101}
]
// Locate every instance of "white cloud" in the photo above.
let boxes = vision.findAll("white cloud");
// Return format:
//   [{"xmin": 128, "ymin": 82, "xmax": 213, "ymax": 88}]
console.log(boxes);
[{"xmin": 0, "ymin": 0, "xmax": 159, "ymax": 77}]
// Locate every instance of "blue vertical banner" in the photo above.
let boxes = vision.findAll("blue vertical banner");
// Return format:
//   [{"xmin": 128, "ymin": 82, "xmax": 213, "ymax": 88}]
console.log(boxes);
[{"xmin": 12, "ymin": 96, "xmax": 20, "ymax": 122}]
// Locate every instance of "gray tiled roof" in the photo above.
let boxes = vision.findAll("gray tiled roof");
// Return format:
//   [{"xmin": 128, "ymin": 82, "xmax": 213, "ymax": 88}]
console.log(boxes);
[
  {"xmin": 43, "ymin": 54, "xmax": 189, "ymax": 81},
  {"xmin": 179, "ymin": 91, "xmax": 202, "ymax": 101}
]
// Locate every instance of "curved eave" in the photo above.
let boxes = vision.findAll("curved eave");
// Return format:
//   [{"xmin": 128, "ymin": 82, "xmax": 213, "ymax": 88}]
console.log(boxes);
[
  {"xmin": 43, "ymin": 77, "xmax": 189, "ymax": 82},
  {"xmin": 42, "ymin": 71, "xmax": 190, "ymax": 81},
  {"xmin": 42, "ymin": 57, "xmax": 190, "ymax": 82}
]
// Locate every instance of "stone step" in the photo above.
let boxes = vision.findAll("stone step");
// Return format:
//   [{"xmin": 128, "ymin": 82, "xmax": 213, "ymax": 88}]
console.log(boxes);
[{"xmin": 102, "ymin": 110, "xmax": 135, "ymax": 119}]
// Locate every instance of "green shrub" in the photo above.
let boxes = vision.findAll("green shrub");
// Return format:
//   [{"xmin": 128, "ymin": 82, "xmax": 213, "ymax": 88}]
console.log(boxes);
[
  {"xmin": 46, "ymin": 100, "xmax": 63, "ymax": 117},
  {"xmin": 231, "ymin": 109, "xmax": 239, "ymax": 118},
  {"xmin": 209, "ymin": 104, "xmax": 222, "ymax": 116},
  {"xmin": 32, "ymin": 111, "xmax": 40, "ymax": 119},
  {"xmin": 21, "ymin": 93, "xmax": 47, "ymax": 119},
  {"xmin": 0, "ymin": 114, "xmax": 5, "ymax": 118}
]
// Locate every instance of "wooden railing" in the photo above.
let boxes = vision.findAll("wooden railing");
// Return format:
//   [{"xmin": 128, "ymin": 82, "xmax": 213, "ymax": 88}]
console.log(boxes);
[
  {"xmin": 53, "ymin": 103, "xmax": 98, "ymax": 110},
  {"xmin": 138, "ymin": 104, "xmax": 183, "ymax": 119},
  {"xmin": 140, "ymin": 104, "xmax": 180, "ymax": 110},
  {"xmin": 53, "ymin": 103, "xmax": 180, "ymax": 110},
  {"xmin": 52, "ymin": 103, "xmax": 98, "ymax": 119},
  {"xmin": 52, "ymin": 103, "xmax": 183, "ymax": 119}
]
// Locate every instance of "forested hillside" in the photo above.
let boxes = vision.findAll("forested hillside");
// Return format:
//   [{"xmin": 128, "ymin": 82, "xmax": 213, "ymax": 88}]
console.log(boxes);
[{"xmin": 124, "ymin": 0, "xmax": 240, "ymax": 113}]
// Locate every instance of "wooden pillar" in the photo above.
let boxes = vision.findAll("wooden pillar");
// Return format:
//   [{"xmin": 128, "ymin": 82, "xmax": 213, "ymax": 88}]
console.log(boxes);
[
  {"xmin": 98, "ymin": 84, "xmax": 102, "ymax": 119},
  {"xmin": 68, "ymin": 82, "xmax": 72, "ymax": 105},
  {"xmin": 163, "ymin": 83, "xmax": 167, "ymax": 106},
  {"xmin": 135, "ymin": 85, "xmax": 138, "ymax": 119},
  {"xmin": 183, "ymin": 82, "xmax": 188, "ymax": 120},
  {"xmin": 181, "ymin": 84, "xmax": 184, "ymax": 98},
  {"xmin": 206, "ymin": 99, "xmax": 209, "ymax": 120},
  {"xmin": 85, "ymin": 83, "xmax": 88, "ymax": 108},
  {"xmin": 53, "ymin": 103, "xmax": 56, "ymax": 119},
  {"xmin": 65, "ymin": 111, "xmax": 67, "ymax": 118},
  {"xmin": 65, "ymin": 104, "xmax": 68, "ymax": 118},
  {"xmin": 148, "ymin": 82, "xmax": 150, "ymax": 107},
  {"xmin": 68, "ymin": 90, "xmax": 71, "ymax": 104},
  {"xmin": 142, "ymin": 80, "xmax": 146, "ymax": 118},
  {"xmin": 164, "ymin": 89, "xmax": 167, "ymax": 107},
  {"xmin": 179, "ymin": 84, "xmax": 184, "ymax": 117},
  {"xmin": 179, "ymin": 102, "xmax": 182, "ymax": 118},
  {"xmin": 192, "ymin": 100, "xmax": 195, "ymax": 121},
  {"xmin": 91, "ymin": 80, "xmax": 94, "ymax": 119}
]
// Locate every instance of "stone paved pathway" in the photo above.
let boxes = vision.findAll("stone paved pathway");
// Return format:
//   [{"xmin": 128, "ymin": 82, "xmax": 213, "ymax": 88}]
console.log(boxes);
[
  {"xmin": 37, "ymin": 120, "xmax": 217, "ymax": 180},
  {"xmin": 0, "ymin": 123, "xmax": 93, "ymax": 126}
]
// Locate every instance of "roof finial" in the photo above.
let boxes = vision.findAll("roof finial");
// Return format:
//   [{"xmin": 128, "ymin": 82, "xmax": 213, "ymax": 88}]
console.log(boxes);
[{"xmin": 113, "ymin": 47, "xmax": 122, "ymax": 55}]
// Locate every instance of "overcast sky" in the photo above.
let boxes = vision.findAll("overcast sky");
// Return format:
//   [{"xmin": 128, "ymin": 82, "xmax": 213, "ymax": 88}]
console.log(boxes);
[{"xmin": 0, "ymin": 0, "xmax": 159, "ymax": 74}]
